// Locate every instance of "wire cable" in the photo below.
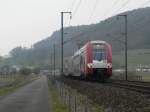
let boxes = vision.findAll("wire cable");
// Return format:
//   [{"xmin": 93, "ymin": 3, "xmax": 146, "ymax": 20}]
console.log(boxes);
[
  {"xmin": 113, "ymin": 0, "xmax": 131, "ymax": 15},
  {"xmin": 88, "ymin": 0, "xmax": 99, "ymax": 22},
  {"xmin": 69, "ymin": 0, "xmax": 77, "ymax": 12},
  {"xmin": 138, "ymin": 0, "xmax": 150, "ymax": 8},
  {"xmin": 67, "ymin": 0, "xmax": 83, "ymax": 26},
  {"xmin": 67, "ymin": 0, "xmax": 77, "ymax": 26},
  {"xmin": 103, "ymin": 0, "xmax": 121, "ymax": 19},
  {"xmin": 73, "ymin": 0, "xmax": 83, "ymax": 17}
]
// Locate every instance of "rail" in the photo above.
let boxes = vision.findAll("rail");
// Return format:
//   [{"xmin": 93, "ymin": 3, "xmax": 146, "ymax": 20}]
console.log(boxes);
[{"xmin": 108, "ymin": 80, "xmax": 150, "ymax": 94}]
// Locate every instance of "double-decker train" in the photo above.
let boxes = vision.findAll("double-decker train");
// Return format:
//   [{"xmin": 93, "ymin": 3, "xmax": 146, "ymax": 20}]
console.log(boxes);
[{"xmin": 64, "ymin": 40, "xmax": 112, "ymax": 81}]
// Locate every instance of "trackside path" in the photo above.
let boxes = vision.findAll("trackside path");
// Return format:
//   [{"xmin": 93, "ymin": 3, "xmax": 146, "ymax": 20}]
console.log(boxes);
[{"xmin": 0, "ymin": 76, "xmax": 50, "ymax": 112}]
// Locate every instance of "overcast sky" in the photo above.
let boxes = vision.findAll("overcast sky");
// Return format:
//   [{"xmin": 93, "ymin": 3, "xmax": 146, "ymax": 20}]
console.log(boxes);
[{"xmin": 0, "ymin": 0, "xmax": 150, "ymax": 56}]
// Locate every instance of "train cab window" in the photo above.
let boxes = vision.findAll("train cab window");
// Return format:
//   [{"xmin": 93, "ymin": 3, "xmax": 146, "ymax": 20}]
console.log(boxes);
[{"xmin": 93, "ymin": 49, "xmax": 106, "ymax": 61}]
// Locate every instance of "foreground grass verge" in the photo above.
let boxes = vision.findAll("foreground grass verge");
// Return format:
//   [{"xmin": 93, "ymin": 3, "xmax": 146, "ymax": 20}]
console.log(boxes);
[
  {"xmin": 0, "ymin": 75, "xmax": 39, "ymax": 96},
  {"xmin": 48, "ymin": 80, "xmax": 68, "ymax": 112}
]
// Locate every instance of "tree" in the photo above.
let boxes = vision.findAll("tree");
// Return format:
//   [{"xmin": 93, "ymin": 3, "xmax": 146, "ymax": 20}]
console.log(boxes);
[
  {"xmin": 33, "ymin": 67, "xmax": 40, "ymax": 74},
  {"xmin": 19, "ymin": 67, "xmax": 31, "ymax": 76}
]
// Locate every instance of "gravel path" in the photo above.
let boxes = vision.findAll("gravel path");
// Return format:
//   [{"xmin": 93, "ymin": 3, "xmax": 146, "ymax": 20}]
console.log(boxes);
[{"xmin": 0, "ymin": 76, "xmax": 50, "ymax": 112}]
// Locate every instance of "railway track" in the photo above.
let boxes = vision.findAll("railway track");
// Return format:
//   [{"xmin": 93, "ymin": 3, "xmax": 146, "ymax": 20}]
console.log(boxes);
[
  {"xmin": 51, "ymin": 76, "xmax": 150, "ymax": 112},
  {"xmin": 59, "ymin": 76, "xmax": 150, "ymax": 94},
  {"xmin": 108, "ymin": 79, "xmax": 150, "ymax": 94}
]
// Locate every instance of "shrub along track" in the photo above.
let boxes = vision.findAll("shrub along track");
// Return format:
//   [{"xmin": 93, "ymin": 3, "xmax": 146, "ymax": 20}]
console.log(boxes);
[{"xmin": 57, "ymin": 76, "xmax": 150, "ymax": 112}]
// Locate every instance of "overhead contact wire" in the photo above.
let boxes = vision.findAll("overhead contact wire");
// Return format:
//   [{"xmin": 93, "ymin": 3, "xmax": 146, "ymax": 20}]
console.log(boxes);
[
  {"xmin": 67, "ymin": 0, "xmax": 77, "ymax": 26},
  {"xmin": 89, "ymin": 0, "xmax": 99, "ymax": 22},
  {"xmin": 73, "ymin": 0, "xmax": 83, "ymax": 17},
  {"xmin": 68, "ymin": 0, "xmax": 83, "ymax": 26},
  {"xmin": 113, "ymin": 0, "xmax": 131, "ymax": 15},
  {"xmin": 103, "ymin": 0, "xmax": 121, "ymax": 19},
  {"xmin": 139, "ymin": 0, "xmax": 150, "ymax": 8}
]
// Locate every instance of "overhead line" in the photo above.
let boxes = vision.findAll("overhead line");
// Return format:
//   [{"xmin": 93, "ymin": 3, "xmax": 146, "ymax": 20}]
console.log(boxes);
[
  {"xmin": 67, "ymin": 0, "xmax": 83, "ymax": 26},
  {"xmin": 113, "ymin": 0, "xmax": 131, "ymax": 15},
  {"xmin": 67, "ymin": 0, "xmax": 76, "ymax": 26},
  {"xmin": 138, "ymin": 0, "xmax": 150, "ymax": 8},
  {"xmin": 89, "ymin": 0, "xmax": 99, "ymax": 22},
  {"xmin": 69, "ymin": 0, "xmax": 77, "ymax": 12},
  {"xmin": 73, "ymin": 0, "xmax": 83, "ymax": 17},
  {"xmin": 103, "ymin": 0, "xmax": 121, "ymax": 19}
]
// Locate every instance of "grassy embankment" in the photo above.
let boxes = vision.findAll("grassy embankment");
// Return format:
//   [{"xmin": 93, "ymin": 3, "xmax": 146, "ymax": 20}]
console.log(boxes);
[
  {"xmin": 0, "ymin": 74, "xmax": 39, "ymax": 96},
  {"xmin": 48, "ymin": 79, "xmax": 104, "ymax": 112},
  {"xmin": 113, "ymin": 49, "xmax": 150, "ymax": 67},
  {"xmin": 48, "ymin": 80, "xmax": 68, "ymax": 112},
  {"xmin": 113, "ymin": 49, "xmax": 150, "ymax": 81}
]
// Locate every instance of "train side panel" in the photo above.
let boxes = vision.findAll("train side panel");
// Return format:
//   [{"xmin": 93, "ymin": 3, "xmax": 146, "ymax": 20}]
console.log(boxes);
[
  {"xmin": 105, "ymin": 43, "xmax": 112, "ymax": 76},
  {"xmin": 85, "ymin": 42, "xmax": 93, "ymax": 76},
  {"xmin": 64, "ymin": 40, "xmax": 112, "ymax": 81}
]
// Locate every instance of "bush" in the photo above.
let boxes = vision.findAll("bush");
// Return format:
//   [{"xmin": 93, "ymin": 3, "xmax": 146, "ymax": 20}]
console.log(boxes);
[{"xmin": 19, "ymin": 68, "xmax": 31, "ymax": 76}]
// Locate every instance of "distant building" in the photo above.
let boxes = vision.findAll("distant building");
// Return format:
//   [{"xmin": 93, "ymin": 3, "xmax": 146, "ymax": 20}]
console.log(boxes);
[{"xmin": 40, "ymin": 70, "xmax": 50, "ymax": 75}]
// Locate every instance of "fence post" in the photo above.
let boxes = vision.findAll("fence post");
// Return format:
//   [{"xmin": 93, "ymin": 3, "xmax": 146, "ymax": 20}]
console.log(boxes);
[
  {"xmin": 74, "ymin": 94, "xmax": 77, "ymax": 112},
  {"xmin": 68, "ymin": 88, "xmax": 71, "ymax": 112},
  {"xmin": 62, "ymin": 83, "xmax": 64, "ymax": 105},
  {"xmin": 84, "ymin": 97, "xmax": 88, "ymax": 112}
]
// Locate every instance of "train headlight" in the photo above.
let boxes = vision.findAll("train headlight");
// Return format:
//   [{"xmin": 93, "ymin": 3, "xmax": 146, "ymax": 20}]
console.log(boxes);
[
  {"xmin": 87, "ymin": 63, "xmax": 92, "ymax": 68},
  {"xmin": 107, "ymin": 63, "xmax": 112, "ymax": 68}
]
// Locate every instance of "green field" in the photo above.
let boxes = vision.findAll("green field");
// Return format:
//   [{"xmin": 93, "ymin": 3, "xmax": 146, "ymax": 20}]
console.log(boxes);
[
  {"xmin": 113, "ymin": 49, "xmax": 150, "ymax": 68},
  {"xmin": 0, "ymin": 75, "xmax": 18, "ymax": 83},
  {"xmin": 113, "ymin": 49, "xmax": 150, "ymax": 82},
  {"xmin": 48, "ymin": 80, "xmax": 68, "ymax": 112},
  {"xmin": 0, "ymin": 74, "xmax": 39, "ymax": 96}
]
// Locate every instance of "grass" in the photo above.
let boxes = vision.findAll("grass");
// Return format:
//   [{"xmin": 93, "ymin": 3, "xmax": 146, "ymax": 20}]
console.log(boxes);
[
  {"xmin": 48, "ymin": 79, "xmax": 105, "ymax": 112},
  {"xmin": 48, "ymin": 80, "xmax": 68, "ymax": 112},
  {"xmin": 135, "ymin": 72, "xmax": 150, "ymax": 82},
  {"xmin": 0, "ymin": 81, "xmax": 29, "ymax": 96},
  {"xmin": 113, "ymin": 49, "xmax": 150, "ymax": 82},
  {"xmin": 0, "ymin": 86, "xmax": 17, "ymax": 96},
  {"xmin": 0, "ymin": 75, "xmax": 18, "ymax": 83},
  {"xmin": 0, "ymin": 74, "xmax": 39, "ymax": 96},
  {"xmin": 113, "ymin": 49, "xmax": 150, "ymax": 67},
  {"xmin": 91, "ymin": 104, "xmax": 104, "ymax": 112},
  {"xmin": 77, "ymin": 94, "xmax": 104, "ymax": 112}
]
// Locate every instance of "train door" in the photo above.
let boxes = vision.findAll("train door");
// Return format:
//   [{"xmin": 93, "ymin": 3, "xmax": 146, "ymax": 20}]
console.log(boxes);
[{"xmin": 80, "ymin": 54, "xmax": 85, "ymax": 74}]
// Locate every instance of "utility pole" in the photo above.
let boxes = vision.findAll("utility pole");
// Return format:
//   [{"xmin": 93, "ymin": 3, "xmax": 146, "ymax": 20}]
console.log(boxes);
[
  {"xmin": 61, "ymin": 12, "xmax": 72, "ymax": 75},
  {"xmin": 53, "ymin": 43, "xmax": 55, "ymax": 77},
  {"xmin": 117, "ymin": 14, "xmax": 128, "ymax": 80}
]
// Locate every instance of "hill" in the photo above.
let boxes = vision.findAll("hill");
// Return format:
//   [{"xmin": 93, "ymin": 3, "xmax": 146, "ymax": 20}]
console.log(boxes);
[{"xmin": 2, "ymin": 7, "xmax": 150, "ymax": 69}]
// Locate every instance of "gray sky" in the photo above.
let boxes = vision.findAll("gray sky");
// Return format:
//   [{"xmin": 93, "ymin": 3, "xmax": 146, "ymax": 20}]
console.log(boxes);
[{"xmin": 0, "ymin": 0, "xmax": 149, "ymax": 56}]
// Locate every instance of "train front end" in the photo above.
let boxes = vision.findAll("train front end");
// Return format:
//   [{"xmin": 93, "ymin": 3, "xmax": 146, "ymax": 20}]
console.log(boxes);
[{"xmin": 87, "ymin": 41, "xmax": 112, "ymax": 81}]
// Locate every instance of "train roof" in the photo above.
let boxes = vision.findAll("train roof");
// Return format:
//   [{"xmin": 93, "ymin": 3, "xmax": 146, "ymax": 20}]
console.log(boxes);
[
  {"xmin": 73, "ymin": 40, "xmax": 107, "ymax": 58},
  {"xmin": 90, "ymin": 40, "xmax": 106, "ymax": 44},
  {"xmin": 73, "ymin": 47, "xmax": 84, "ymax": 58}
]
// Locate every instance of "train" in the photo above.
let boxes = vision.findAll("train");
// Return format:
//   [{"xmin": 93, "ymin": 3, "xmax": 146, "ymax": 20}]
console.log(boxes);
[{"xmin": 64, "ymin": 40, "xmax": 112, "ymax": 82}]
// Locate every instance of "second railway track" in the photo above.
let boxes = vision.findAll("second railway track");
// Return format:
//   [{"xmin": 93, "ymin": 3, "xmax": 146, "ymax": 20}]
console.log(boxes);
[
  {"xmin": 59, "ymin": 76, "xmax": 150, "ymax": 94},
  {"xmin": 107, "ymin": 80, "xmax": 150, "ymax": 94}
]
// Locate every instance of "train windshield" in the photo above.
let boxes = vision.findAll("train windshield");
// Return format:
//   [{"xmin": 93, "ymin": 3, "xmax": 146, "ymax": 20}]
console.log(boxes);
[{"xmin": 93, "ymin": 44, "xmax": 106, "ymax": 61}]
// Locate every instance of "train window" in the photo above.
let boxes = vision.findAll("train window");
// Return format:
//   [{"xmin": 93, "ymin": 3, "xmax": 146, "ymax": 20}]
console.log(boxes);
[
  {"xmin": 93, "ymin": 49, "xmax": 106, "ymax": 61},
  {"xmin": 80, "ymin": 56, "xmax": 84, "ymax": 68}
]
